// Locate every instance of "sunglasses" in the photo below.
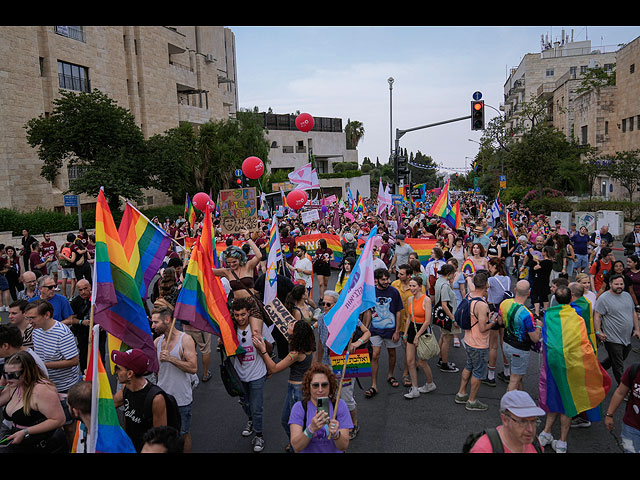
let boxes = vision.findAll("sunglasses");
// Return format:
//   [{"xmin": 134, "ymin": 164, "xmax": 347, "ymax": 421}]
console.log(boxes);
[
  {"xmin": 41, "ymin": 284, "xmax": 56, "ymax": 290},
  {"xmin": 3, "ymin": 370, "xmax": 23, "ymax": 380},
  {"xmin": 310, "ymin": 382, "xmax": 329, "ymax": 389}
]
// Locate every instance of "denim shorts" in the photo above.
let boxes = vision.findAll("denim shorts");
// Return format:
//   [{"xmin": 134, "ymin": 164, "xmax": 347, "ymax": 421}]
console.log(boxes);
[
  {"xmin": 463, "ymin": 344, "xmax": 489, "ymax": 380},
  {"xmin": 621, "ymin": 423, "xmax": 640, "ymax": 453},
  {"xmin": 178, "ymin": 403, "xmax": 192, "ymax": 435},
  {"xmin": 574, "ymin": 254, "xmax": 589, "ymax": 270},
  {"xmin": 503, "ymin": 342, "xmax": 531, "ymax": 375}
]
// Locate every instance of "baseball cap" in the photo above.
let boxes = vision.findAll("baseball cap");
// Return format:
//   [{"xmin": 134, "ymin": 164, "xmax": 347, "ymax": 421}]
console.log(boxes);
[
  {"xmin": 500, "ymin": 390, "xmax": 545, "ymax": 418},
  {"xmin": 396, "ymin": 233, "xmax": 405, "ymax": 240},
  {"xmin": 111, "ymin": 349, "xmax": 150, "ymax": 375}
]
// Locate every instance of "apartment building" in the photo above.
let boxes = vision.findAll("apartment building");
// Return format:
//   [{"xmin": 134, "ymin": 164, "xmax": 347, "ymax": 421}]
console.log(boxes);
[{"xmin": 0, "ymin": 25, "xmax": 238, "ymax": 212}]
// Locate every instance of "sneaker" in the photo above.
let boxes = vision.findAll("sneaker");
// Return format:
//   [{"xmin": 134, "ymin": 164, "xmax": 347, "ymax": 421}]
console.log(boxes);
[
  {"xmin": 418, "ymin": 382, "xmax": 436, "ymax": 394},
  {"xmin": 571, "ymin": 417, "xmax": 592, "ymax": 428},
  {"xmin": 538, "ymin": 431, "xmax": 554, "ymax": 447},
  {"xmin": 453, "ymin": 338, "xmax": 461, "ymax": 348},
  {"xmin": 349, "ymin": 424, "xmax": 360, "ymax": 440},
  {"xmin": 465, "ymin": 400, "xmax": 489, "ymax": 411},
  {"xmin": 252, "ymin": 435, "xmax": 265, "ymax": 452},
  {"xmin": 242, "ymin": 420, "xmax": 254, "ymax": 437},
  {"xmin": 481, "ymin": 377, "xmax": 496, "ymax": 387},
  {"xmin": 455, "ymin": 393, "xmax": 469, "ymax": 404},
  {"xmin": 440, "ymin": 363, "xmax": 459, "ymax": 373},
  {"xmin": 497, "ymin": 372, "xmax": 510, "ymax": 383},
  {"xmin": 404, "ymin": 386, "xmax": 420, "ymax": 399},
  {"xmin": 551, "ymin": 439, "xmax": 567, "ymax": 453}
]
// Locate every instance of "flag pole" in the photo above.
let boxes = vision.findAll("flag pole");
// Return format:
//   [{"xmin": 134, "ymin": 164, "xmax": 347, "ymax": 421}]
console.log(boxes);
[{"xmin": 332, "ymin": 343, "xmax": 351, "ymax": 421}]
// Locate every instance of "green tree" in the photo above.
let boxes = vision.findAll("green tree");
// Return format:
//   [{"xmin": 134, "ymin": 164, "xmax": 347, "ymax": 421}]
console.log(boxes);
[
  {"xmin": 25, "ymin": 89, "xmax": 150, "ymax": 211},
  {"xmin": 576, "ymin": 65, "xmax": 616, "ymax": 95},
  {"xmin": 345, "ymin": 120, "xmax": 364, "ymax": 150},
  {"xmin": 609, "ymin": 150, "xmax": 640, "ymax": 201}
]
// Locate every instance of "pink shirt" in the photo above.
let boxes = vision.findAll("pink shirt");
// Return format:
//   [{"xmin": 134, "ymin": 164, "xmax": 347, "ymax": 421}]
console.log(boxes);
[{"xmin": 470, "ymin": 427, "xmax": 540, "ymax": 453}]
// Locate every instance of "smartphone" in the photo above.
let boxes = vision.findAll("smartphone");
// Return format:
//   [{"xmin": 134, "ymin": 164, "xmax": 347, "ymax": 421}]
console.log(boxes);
[{"xmin": 316, "ymin": 397, "xmax": 330, "ymax": 418}]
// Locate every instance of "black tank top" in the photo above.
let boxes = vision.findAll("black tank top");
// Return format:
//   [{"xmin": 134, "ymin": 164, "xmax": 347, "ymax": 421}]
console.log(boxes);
[{"xmin": 122, "ymin": 381, "xmax": 155, "ymax": 452}]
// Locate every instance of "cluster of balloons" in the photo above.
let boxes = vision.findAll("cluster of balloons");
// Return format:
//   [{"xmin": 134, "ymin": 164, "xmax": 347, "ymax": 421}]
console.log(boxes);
[{"xmin": 196, "ymin": 113, "xmax": 314, "ymax": 212}]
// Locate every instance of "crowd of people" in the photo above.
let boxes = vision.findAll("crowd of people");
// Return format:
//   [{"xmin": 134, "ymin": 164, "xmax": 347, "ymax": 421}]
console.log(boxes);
[{"xmin": 0, "ymin": 190, "xmax": 639, "ymax": 454}]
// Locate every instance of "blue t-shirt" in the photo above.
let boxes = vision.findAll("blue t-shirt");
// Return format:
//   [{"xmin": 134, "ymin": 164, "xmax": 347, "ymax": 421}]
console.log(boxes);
[
  {"xmin": 31, "ymin": 294, "xmax": 75, "ymax": 322},
  {"xmin": 571, "ymin": 233, "xmax": 590, "ymax": 255},
  {"xmin": 370, "ymin": 285, "xmax": 403, "ymax": 338}
]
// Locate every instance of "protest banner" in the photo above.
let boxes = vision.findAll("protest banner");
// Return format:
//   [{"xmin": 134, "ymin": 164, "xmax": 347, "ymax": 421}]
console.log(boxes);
[
  {"xmin": 329, "ymin": 348, "xmax": 372, "ymax": 379},
  {"xmin": 219, "ymin": 187, "xmax": 258, "ymax": 235},
  {"xmin": 264, "ymin": 297, "xmax": 295, "ymax": 341}
]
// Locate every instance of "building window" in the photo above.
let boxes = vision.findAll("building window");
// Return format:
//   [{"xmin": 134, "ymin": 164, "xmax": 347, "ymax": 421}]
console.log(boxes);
[
  {"xmin": 631, "ymin": 64, "xmax": 635, "ymax": 74},
  {"xmin": 58, "ymin": 60, "xmax": 90, "ymax": 92},
  {"xmin": 581, "ymin": 125, "xmax": 588, "ymax": 145},
  {"xmin": 54, "ymin": 26, "xmax": 85, "ymax": 43},
  {"xmin": 622, "ymin": 119, "xmax": 626, "ymax": 133},
  {"xmin": 630, "ymin": 116, "xmax": 635, "ymax": 132},
  {"xmin": 545, "ymin": 69, "xmax": 554, "ymax": 77},
  {"xmin": 282, "ymin": 146, "xmax": 293, "ymax": 154},
  {"xmin": 605, "ymin": 121, "xmax": 608, "ymax": 135}
]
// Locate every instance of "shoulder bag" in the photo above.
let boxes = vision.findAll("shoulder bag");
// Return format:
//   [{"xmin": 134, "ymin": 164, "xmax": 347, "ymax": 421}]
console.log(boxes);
[{"xmin": 411, "ymin": 299, "xmax": 440, "ymax": 361}]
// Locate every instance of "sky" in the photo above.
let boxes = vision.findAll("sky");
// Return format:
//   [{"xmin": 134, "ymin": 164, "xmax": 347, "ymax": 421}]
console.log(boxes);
[{"xmin": 229, "ymin": 26, "xmax": 640, "ymax": 175}]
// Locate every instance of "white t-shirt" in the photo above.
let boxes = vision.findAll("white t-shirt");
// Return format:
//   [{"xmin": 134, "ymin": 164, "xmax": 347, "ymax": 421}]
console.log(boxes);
[
  {"xmin": 231, "ymin": 323, "xmax": 273, "ymax": 382},
  {"xmin": 294, "ymin": 257, "xmax": 313, "ymax": 289}
]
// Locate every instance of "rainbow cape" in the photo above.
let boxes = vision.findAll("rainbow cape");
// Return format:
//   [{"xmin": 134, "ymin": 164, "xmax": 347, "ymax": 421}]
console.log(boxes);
[
  {"xmin": 428, "ymin": 179, "xmax": 450, "ymax": 218},
  {"xmin": 93, "ymin": 189, "xmax": 158, "ymax": 373},
  {"xmin": 174, "ymin": 204, "xmax": 243, "ymax": 357},
  {"xmin": 539, "ymin": 304, "xmax": 611, "ymax": 418},
  {"xmin": 85, "ymin": 326, "xmax": 136, "ymax": 453},
  {"xmin": 405, "ymin": 238, "xmax": 437, "ymax": 266},
  {"xmin": 118, "ymin": 201, "xmax": 173, "ymax": 300},
  {"xmin": 461, "ymin": 258, "xmax": 476, "ymax": 275}
]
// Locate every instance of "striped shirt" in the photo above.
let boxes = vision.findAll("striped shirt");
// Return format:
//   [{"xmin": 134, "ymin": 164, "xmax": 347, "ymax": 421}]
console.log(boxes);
[{"xmin": 32, "ymin": 321, "xmax": 80, "ymax": 392}]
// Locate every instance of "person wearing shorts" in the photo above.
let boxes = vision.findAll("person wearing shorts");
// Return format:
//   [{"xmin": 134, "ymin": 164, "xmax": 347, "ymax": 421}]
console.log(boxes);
[{"xmin": 499, "ymin": 280, "xmax": 542, "ymax": 391}]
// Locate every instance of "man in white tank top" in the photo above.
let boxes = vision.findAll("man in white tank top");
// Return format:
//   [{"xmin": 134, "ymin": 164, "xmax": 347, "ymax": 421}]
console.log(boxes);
[{"xmin": 151, "ymin": 305, "xmax": 198, "ymax": 453}]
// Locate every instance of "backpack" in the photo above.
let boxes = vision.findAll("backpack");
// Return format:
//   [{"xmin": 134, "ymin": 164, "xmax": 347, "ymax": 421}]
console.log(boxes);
[
  {"xmin": 59, "ymin": 244, "xmax": 73, "ymax": 268},
  {"xmin": 463, "ymin": 428, "xmax": 542, "ymax": 453},
  {"xmin": 144, "ymin": 384, "xmax": 182, "ymax": 433},
  {"xmin": 454, "ymin": 295, "xmax": 485, "ymax": 330}
]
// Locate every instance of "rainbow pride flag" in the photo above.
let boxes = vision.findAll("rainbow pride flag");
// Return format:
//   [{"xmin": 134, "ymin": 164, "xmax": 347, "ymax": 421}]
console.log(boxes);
[
  {"xmin": 85, "ymin": 325, "xmax": 136, "ymax": 453},
  {"xmin": 93, "ymin": 189, "xmax": 158, "ymax": 373},
  {"xmin": 118, "ymin": 202, "xmax": 173, "ymax": 300},
  {"xmin": 539, "ymin": 304, "xmax": 611, "ymax": 418},
  {"xmin": 506, "ymin": 209, "xmax": 518, "ymax": 239},
  {"xmin": 461, "ymin": 258, "xmax": 476, "ymax": 275},
  {"xmin": 174, "ymin": 204, "xmax": 243, "ymax": 357},
  {"xmin": 428, "ymin": 179, "xmax": 450, "ymax": 218},
  {"xmin": 295, "ymin": 234, "xmax": 344, "ymax": 268},
  {"xmin": 185, "ymin": 193, "xmax": 197, "ymax": 230},
  {"xmin": 405, "ymin": 238, "xmax": 437, "ymax": 267},
  {"xmin": 444, "ymin": 200, "xmax": 461, "ymax": 230}
]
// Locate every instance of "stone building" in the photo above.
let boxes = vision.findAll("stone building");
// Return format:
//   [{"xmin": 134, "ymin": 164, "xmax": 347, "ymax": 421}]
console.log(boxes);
[{"xmin": 0, "ymin": 25, "xmax": 238, "ymax": 213}]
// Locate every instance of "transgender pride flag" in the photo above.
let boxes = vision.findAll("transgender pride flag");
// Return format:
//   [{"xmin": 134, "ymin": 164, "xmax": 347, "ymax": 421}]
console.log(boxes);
[{"xmin": 324, "ymin": 227, "xmax": 378, "ymax": 355}]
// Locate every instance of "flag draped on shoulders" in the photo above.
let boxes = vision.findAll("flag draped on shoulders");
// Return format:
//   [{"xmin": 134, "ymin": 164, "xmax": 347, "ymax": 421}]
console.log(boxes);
[
  {"xmin": 174, "ymin": 204, "xmax": 243, "ymax": 357},
  {"xmin": 539, "ymin": 303, "xmax": 611, "ymax": 418},
  {"xmin": 323, "ymin": 227, "xmax": 378, "ymax": 355},
  {"xmin": 94, "ymin": 189, "xmax": 158, "ymax": 373},
  {"xmin": 118, "ymin": 201, "xmax": 173, "ymax": 300}
]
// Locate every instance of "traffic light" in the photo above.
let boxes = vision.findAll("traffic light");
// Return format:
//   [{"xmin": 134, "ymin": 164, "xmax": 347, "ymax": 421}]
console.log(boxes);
[
  {"xmin": 395, "ymin": 155, "xmax": 410, "ymax": 185},
  {"xmin": 235, "ymin": 177, "xmax": 243, "ymax": 187},
  {"xmin": 471, "ymin": 100, "xmax": 485, "ymax": 130}
]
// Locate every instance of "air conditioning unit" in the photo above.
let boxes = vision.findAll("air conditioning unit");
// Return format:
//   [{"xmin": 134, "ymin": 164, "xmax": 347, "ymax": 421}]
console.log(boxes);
[{"xmin": 205, "ymin": 54, "xmax": 215, "ymax": 63}]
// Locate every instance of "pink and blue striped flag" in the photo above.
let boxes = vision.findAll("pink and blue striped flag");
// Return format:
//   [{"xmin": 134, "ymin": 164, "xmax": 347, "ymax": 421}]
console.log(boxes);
[{"xmin": 323, "ymin": 226, "xmax": 378, "ymax": 355}]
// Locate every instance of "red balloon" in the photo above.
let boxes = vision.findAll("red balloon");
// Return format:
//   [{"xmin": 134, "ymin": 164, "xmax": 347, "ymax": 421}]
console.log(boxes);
[
  {"xmin": 242, "ymin": 156, "xmax": 265, "ymax": 179},
  {"xmin": 295, "ymin": 113, "xmax": 314, "ymax": 132},
  {"xmin": 192, "ymin": 192, "xmax": 211, "ymax": 211},
  {"xmin": 286, "ymin": 189, "xmax": 308, "ymax": 210}
]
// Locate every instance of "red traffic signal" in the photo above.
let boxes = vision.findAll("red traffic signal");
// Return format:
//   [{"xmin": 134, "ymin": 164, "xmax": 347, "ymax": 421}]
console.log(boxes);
[{"xmin": 471, "ymin": 100, "xmax": 485, "ymax": 130}]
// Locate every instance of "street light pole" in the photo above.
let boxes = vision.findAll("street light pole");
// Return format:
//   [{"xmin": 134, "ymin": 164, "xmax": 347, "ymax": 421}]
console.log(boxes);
[{"xmin": 388, "ymin": 77, "xmax": 394, "ymax": 189}]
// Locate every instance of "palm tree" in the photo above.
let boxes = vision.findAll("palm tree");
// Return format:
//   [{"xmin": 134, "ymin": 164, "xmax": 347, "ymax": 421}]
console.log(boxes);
[{"xmin": 345, "ymin": 120, "xmax": 365, "ymax": 150}]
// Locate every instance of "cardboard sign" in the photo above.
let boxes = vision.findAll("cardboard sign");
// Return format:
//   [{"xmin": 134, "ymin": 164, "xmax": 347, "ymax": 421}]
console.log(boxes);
[
  {"xmin": 219, "ymin": 187, "xmax": 258, "ymax": 234},
  {"xmin": 264, "ymin": 297, "xmax": 296, "ymax": 341},
  {"xmin": 301, "ymin": 209, "xmax": 320, "ymax": 224},
  {"xmin": 329, "ymin": 348, "xmax": 372, "ymax": 379}
]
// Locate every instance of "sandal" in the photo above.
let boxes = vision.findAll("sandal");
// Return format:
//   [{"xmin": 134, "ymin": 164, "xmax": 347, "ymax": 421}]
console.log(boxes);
[
  {"xmin": 387, "ymin": 376, "xmax": 399, "ymax": 388},
  {"xmin": 202, "ymin": 372, "xmax": 212, "ymax": 382},
  {"xmin": 364, "ymin": 387, "xmax": 378, "ymax": 398},
  {"xmin": 403, "ymin": 375, "xmax": 411, "ymax": 387}
]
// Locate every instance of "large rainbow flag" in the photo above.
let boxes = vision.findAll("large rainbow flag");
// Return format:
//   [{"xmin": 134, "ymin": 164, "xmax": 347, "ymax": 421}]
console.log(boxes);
[
  {"xmin": 428, "ymin": 179, "xmax": 450, "ymax": 218},
  {"xmin": 118, "ymin": 201, "xmax": 173, "ymax": 300},
  {"xmin": 405, "ymin": 238, "xmax": 437, "ymax": 266},
  {"xmin": 84, "ymin": 325, "xmax": 136, "ymax": 453},
  {"xmin": 295, "ymin": 234, "xmax": 344, "ymax": 268},
  {"xmin": 506, "ymin": 209, "xmax": 518, "ymax": 239},
  {"xmin": 93, "ymin": 189, "xmax": 158, "ymax": 373},
  {"xmin": 444, "ymin": 200, "xmax": 461, "ymax": 230},
  {"xmin": 539, "ymin": 304, "xmax": 611, "ymax": 418},
  {"xmin": 174, "ymin": 204, "xmax": 243, "ymax": 357}
]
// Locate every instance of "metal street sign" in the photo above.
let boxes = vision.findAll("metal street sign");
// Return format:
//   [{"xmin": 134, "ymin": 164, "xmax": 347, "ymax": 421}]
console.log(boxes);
[
  {"xmin": 473, "ymin": 91, "xmax": 482, "ymax": 101},
  {"xmin": 64, "ymin": 194, "xmax": 78, "ymax": 207},
  {"xmin": 234, "ymin": 169, "xmax": 242, "ymax": 177}
]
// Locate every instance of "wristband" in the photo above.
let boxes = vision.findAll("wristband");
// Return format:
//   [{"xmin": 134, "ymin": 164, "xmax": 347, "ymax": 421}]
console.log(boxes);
[{"xmin": 303, "ymin": 427, "xmax": 314, "ymax": 439}]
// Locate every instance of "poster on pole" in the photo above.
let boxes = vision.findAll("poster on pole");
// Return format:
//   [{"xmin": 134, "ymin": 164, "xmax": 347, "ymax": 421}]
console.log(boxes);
[
  {"xmin": 219, "ymin": 187, "xmax": 258, "ymax": 234},
  {"xmin": 301, "ymin": 209, "xmax": 320, "ymax": 224}
]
